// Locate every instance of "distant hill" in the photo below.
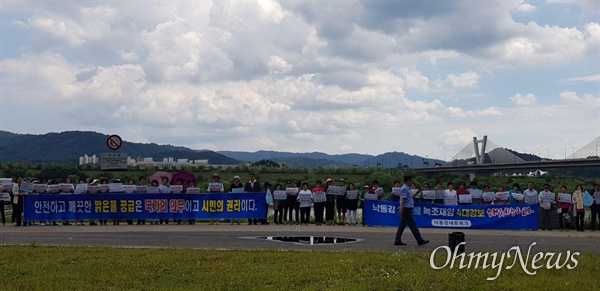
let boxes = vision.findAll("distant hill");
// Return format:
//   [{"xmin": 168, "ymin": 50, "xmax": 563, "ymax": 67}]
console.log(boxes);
[
  {"xmin": 218, "ymin": 150, "xmax": 446, "ymax": 168},
  {"xmin": 0, "ymin": 131, "xmax": 240, "ymax": 165}
]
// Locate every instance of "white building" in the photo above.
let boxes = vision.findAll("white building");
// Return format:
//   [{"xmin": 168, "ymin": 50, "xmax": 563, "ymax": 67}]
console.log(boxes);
[{"xmin": 79, "ymin": 154, "xmax": 99, "ymax": 165}]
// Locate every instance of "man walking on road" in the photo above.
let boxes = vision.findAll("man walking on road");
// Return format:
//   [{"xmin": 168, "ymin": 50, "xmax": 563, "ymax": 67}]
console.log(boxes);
[{"xmin": 394, "ymin": 175, "xmax": 429, "ymax": 246}]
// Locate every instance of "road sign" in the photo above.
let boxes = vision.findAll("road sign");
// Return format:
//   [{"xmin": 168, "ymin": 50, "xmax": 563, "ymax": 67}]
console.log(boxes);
[
  {"xmin": 106, "ymin": 134, "xmax": 123, "ymax": 151},
  {"xmin": 100, "ymin": 152, "xmax": 128, "ymax": 171}
]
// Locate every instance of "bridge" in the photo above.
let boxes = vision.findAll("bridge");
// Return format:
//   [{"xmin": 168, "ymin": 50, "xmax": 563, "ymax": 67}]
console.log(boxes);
[{"xmin": 414, "ymin": 136, "xmax": 600, "ymax": 174}]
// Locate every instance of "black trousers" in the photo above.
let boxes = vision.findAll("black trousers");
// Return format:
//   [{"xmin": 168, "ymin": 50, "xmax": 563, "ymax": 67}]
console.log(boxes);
[
  {"xmin": 13, "ymin": 199, "xmax": 23, "ymax": 226},
  {"xmin": 591, "ymin": 207, "xmax": 600, "ymax": 230},
  {"xmin": 0, "ymin": 202, "xmax": 6, "ymax": 225},
  {"xmin": 325, "ymin": 201, "xmax": 335, "ymax": 221},
  {"xmin": 558, "ymin": 208, "xmax": 570, "ymax": 229},
  {"xmin": 273, "ymin": 204, "xmax": 283, "ymax": 224},
  {"xmin": 314, "ymin": 202, "xmax": 325, "ymax": 223},
  {"xmin": 300, "ymin": 207, "xmax": 311, "ymax": 224},
  {"xmin": 394, "ymin": 208, "xmax": 424, "ymax": 243},
  {"xmin": 576, "ymin": 211, "xmax": 585, "ymax": 230}
]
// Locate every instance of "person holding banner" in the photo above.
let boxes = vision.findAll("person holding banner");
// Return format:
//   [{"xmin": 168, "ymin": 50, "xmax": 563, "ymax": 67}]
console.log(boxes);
[
  {"xmin": 434, "ymin": 181, "xmax": 444, "ymax": 204},
  {"xmin": 229, "ymin": 176, "xmax": 244, "ymax": 225},
  {"xmin": 360, "ymin": 185, "xmax": 370, "ymax": 226},
  {"xmin": 337, "ymin": 178, "xmax": 347, "ymax": 226},
  {"xmin": 444, "ymin": 182, "xmax": 457, "ymax": 206},
  {"xmin": 572, "ymin": 185, "xmax": 586, "ymax": 231},
  {"xmin": 392, "ymin": 181, "xmax": 401, "ymax": 202},
  {"xmin": 589, "ymin": 182, "xmax": 600, "ymax": 231},
  {"xmin": 324, "ymin": 178, "xmax": 336, "ymax": 226},
  {"xmin": 370, "ymin": 180, "xmax": 384, "ymax": 201},
  {"xmin": 136, "ymin": 176, "xmax": 147, "ymax": 226},
  {"xmin": 12, "ymin": 176, "xmax": 24, "ymax": 227},
  {"xmin": 394, "ymin": 175, "xmax": 429, "ymax": 246},
  {"xmin": 312, "ymin": 180, "xmax": 326, "ymax": 226},
  {"xmin": 509, "ymin": 183, "xmax": 523, "ymax": 205},
  {"xmin": 538, "ymin": 184, "xmax": 556, "ymax": 230},
  {"xmin": 208, "ymin": 173, "xmax": 225, "ymax": 225},
  {"xmin": 494, "ymin": 185, "xmax": 509, "ymax": 205},
  {"xmin": 346, "ymin": 183, "xmax": 359, "ymax": 226},
  {"xmin": 244, "ymin": 173, "xmax": 262, "ymax": 225},
  {"xmin": 456, "ymin": 182, "xmax": 470, "ymax": 205},
  {"xmin": 557, "ymin": 186, "xmax": 571, "ymax": 231},
  {"xmin": 297, "ymin": 182, "xmax": 313, "ymax": 225},
  {"xmin": 469, "ymin": 181, "xmax": 482, "ymax": 205},
  {"xmin": 272, "ymin": 184, "xmax": 284, "ymax": 225},
  {"xmin": 523, "ymin": 182, "xmax": 538, "ymax": 205},
  {"xmin": 283, "ymin": 180, "xmax": 297, "ymax": 225}
]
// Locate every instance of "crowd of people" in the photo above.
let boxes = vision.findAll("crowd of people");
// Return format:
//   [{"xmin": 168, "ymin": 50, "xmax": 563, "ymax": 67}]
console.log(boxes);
[{"xmin": 3, "ymin": 174, "xmax": 600, "ymax": 232}]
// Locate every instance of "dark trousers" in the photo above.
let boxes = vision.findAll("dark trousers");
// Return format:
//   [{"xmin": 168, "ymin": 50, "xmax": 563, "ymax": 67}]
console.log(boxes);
[
  {"xmin": 288, "ymin": 202, "xmax": 299, "ymax": 223},
  {"xmin": 540, "ymin": 207, "xmax": 553, "ymax": 229},
  {"xmin": 12, "ymin": 200, "xmax": 23, "ymax": 226},
  {"xmin": 394, "ymin": 208, "xmax": 424, "ymax": 243},
  {"xmin": 576, "ymin": 211, "xmax": 585, "ymax": 230},
  {"xmin": 325, "ymin": 201, "xmax": 335, "ymax": 221},
  {"xmin": 300, "ymin": 207, "xmax": 310, "ymax": 224},
  {"xmin": 273, "ymin": 204, "xmax": 283, "ymax": 224},
  {"xmin": 591, "ymin": 207, "xmax": 600, "ymax": 230},
  {"xmin": 558, "ymin": 208, "xmax": 570, "ymax": 229},
  {"xmin": 0, "ymin": 202, "xmax": 6, "ymax": 225},
  {"xmin": 314, "ymin": 202, "xmax": 325, "ymax": 224}
]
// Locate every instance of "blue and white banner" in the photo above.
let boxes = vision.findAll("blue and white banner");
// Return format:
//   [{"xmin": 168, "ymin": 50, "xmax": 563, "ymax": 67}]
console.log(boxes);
[
  {"xmin": 364, "ymin": 201, "xmax": 538, "ymax": 230},
  {"xmin": 23, "ymin": 193, "xmax": 267, "ymax": 221}
]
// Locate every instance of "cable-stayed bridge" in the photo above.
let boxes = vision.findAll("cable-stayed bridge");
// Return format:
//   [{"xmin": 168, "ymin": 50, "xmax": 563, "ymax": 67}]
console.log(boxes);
[{"xmin": 415, "ymin": 136, "xmax": 600, "ymax": 173}]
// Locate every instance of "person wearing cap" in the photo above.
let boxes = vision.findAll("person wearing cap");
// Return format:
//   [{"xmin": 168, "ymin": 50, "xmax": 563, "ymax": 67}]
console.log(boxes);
[
  {"xmin": 244, "ymin": 173, "xmax": 261, "ymax": 225},
  {"xmin": 589, "ymin": 182, "xmax": 600, "ymax": 231},
  {"xmin": 324, "ymin": 178, "xmax": 336, "ymax": 225},
  {"xmin": 337, "ymin": 178, "xmax": 347, "ymax": 225},
  {"xmin": 359, "ymin": 185, "xmax": 370, "ymax": 226},
  {"xmin": 229, "ymin": 175, "xmax": 244, "ymax": 225},
  {"xmin": 394, "ymin": 175, "xmax": 429, "ymax": 246},
  {"xmin": 538, "ymin": 184, "xmax": 556, "ymax": 230},
  {"xmin": 207, "ymin": 173, "xmax": 224, "ymax": 225}
]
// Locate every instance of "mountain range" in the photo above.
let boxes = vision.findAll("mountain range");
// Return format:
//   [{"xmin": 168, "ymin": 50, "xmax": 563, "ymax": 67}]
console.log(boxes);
[{"xmin": 0, "ymin": 130, "xmax": 446, "ymax": 167}]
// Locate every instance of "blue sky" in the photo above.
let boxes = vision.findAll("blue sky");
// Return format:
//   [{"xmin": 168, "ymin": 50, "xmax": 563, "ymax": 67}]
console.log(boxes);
[{"xmin": 1, "ymin": 0, "xmax": 598, "ymax": 161}]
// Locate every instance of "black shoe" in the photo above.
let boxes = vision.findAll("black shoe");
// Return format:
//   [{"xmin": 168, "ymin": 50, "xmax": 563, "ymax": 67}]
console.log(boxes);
[
  {"xmin": 418, "ymin": 240, "xmax": 430, "ymax": 246},
  {"xmin": 394, "ymin": 241, "xmax": 407, "ymax": 246}
]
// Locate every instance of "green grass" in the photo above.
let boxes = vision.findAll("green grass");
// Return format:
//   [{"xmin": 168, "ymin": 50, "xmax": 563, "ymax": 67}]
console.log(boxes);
[{"xmin": 0, "ymin": 246, "xmax": 598, "ymax": 290}]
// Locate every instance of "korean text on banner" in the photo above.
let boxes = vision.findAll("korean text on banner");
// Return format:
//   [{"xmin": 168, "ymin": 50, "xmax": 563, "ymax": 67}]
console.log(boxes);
[
  {"xmin": 364, "ymin": 200, "xmax": 538, "ymax": 230},
  {"xmin": 24, "ymin": 192, "xmax": 267, "ymax": 221}
]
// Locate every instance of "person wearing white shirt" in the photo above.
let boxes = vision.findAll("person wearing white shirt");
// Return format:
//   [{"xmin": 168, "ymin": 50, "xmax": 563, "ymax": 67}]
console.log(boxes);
[
  {"xmin": 538, "ymin": 184, "xmax": 556, "ymax": 230},
  {"xmin": 297, "ymin": 182, "xmax": 313, "ymax": 225},
  {"xmin": 523, "ymin": 182, "xmax": 538, "ymax": 205},
  {"xmin": 444, "ymin": 182, "xmax": 457, "ymax": 205},
  {"xmin": 11, "ymin": 176, "xmax": 24, "ymax": 227}
]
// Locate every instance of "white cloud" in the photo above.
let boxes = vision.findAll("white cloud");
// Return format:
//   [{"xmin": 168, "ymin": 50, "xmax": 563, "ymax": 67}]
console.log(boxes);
[
  {"xmin": 267, "ymin": 55, "xmax": 292, "ymax": 74},
  {"xmin": 509, "ymin": 93, "xmax": 537, "ymax": 106},
  {"xmin": 445, "ymin": 71, "xmax": 480, "ymax": 88},
  {"xmin": 562, "ymin": 74, "xmax": 600, "ymax": 83},
  {"xmin": 517, "ymin": 2, "xmax": 537, "ymax": 12},
  {"xmin": 440, "ymin": 129, "xmax": 478, "ymax": 147},
  {"xmin": 447, "ymin": 106, "xmax": 503, "ymax": 117}
]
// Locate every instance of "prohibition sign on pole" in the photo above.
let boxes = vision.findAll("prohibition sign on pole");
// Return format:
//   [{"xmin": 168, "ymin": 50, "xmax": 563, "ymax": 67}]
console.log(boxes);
[{"xmin": 106, "ymin": 134, "xmax": 123, "ymax": 151}]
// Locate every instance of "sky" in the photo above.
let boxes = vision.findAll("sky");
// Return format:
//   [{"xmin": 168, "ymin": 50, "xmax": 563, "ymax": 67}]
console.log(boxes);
[{"xmin": 0, "ymin": 0, "xmax": 599, "ymax": 161}]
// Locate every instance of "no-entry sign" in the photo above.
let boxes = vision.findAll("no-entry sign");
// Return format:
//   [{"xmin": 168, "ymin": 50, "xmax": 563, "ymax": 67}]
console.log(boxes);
[{"xmin": 106, "ymin": 134, "xmax": 123, "ymax": 151}]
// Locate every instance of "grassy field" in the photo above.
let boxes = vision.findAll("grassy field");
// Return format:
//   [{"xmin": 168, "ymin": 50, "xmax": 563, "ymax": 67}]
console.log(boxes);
[{"xmin": 0, "ymin": 246, "xmax": 598, "ymax": 290}]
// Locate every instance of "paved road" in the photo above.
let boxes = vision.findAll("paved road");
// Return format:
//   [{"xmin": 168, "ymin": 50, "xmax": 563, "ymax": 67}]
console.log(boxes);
[{"xmin": 1, "ymin": 224, "xmax": 599, "ymax": 253}]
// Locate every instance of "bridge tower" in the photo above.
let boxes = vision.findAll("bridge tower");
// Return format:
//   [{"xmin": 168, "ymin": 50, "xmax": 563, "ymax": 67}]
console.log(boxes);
[
  {"xmin": 470, "ymin": 135, "xmax": 488, "ymax": 180},
  {"xmin": 472, "ymin": 136, "xmax": 488, "ymax": 164}
]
